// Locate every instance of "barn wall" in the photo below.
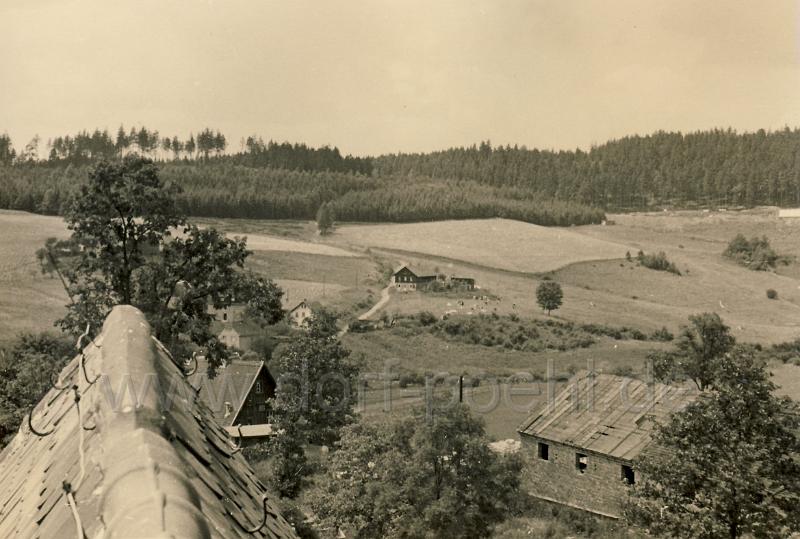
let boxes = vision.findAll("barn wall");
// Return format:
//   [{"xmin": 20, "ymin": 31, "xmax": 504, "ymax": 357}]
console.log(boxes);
[{"xmin": 520, "ymin": 434, "xmax": 632, "ymax": 517}]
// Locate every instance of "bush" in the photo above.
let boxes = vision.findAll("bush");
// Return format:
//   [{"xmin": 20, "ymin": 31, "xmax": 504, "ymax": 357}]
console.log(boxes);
[
  {"xmin": 417, "ymin": 311, "xmax": 438, "ymax": 326},
  {"xmin": 651, "ymin": 326, "xmax": 674, "ymax": 341},
  {"xmin": 766, "ymin": 288, "xmax": 778, "ymax": 300},
  {"xmin": 724, "ymin": 234, "xmax": 779, "ymax": 271},
  {"xmin": 636, "ymin": 250, "xmax": 681, "ymax": 275}
]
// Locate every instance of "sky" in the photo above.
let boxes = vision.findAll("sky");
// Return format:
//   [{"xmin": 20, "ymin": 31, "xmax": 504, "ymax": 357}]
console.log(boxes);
[{"xmin": 1, "ymin": 0, "xmax": 799, "ymax": 156}]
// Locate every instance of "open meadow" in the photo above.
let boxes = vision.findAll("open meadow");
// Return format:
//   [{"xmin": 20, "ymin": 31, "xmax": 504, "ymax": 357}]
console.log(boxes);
[{"xmin": 331, "ymin": 218, "xmax": 635, "ymax": 272}]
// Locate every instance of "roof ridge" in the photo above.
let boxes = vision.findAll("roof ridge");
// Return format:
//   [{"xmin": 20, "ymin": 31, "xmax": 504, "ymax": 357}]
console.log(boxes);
[{"xmin": 95, "ymin": 306, "xmax": 212, "ymax": 538}]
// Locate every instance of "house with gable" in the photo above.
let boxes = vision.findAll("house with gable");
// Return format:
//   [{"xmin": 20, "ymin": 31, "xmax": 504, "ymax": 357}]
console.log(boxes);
[
  {"xmin": 391, "ymin": 265, "xmax": 476, "ymax": 292},
  {"xmin": 286, "ymin": 300, "xmax": 313, "ymax": 329},
  {"xmin": 517, "ymin": 370, "xmax": 696, "ymax": 518},
  {"xmin": 189, "ymin": 357, "xmax": 277, "ymax": 443},
  {"xmin": 0, "ymin": 305, "xmax": 297, "ymax": 538}
]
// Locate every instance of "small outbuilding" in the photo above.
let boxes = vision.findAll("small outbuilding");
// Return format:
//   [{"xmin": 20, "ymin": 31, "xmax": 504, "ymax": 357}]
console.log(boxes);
[{"xmin": 517, "ymin": 371, "xmax": 696, "ymax": 517}]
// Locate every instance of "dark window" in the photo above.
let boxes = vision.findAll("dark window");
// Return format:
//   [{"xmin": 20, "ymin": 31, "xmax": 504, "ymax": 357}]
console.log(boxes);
[
  {"xmin": 621, "ymin": 465, "xmax": 635, "ymax": 485},
  {"xmin": 222, "ymin": 312, "xmax": 228, "ymax": 321},
  {"xmin": 255, "ymin": 381, "xmax": 263, "ymax": 393},
  {"xmin": 575, "ymin": 453, "xmax": 588, "ymax": 473},
  {"xmin": 537, "ymin": 442, "xmax": 549, "ymax": 461}
]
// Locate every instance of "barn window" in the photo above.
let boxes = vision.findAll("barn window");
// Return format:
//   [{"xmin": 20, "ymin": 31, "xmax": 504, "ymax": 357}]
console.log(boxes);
[
  {"xmin": 575, "ymin": 453, "xmax": 588, "ymax": 473},
  {"xmin": 223, "ymin": 312, "xmax": 228, "ymax": 321},
  {"xmin": 621, "ymin": 465, "xmax": 635, "ymax": 485},
  {"xmin": 255, "ymin": 381, "xmax": 263, "ymax": 393},
  {"xmin": 537, "ymin": 442, "xmax": 549, "ymax": 461}
]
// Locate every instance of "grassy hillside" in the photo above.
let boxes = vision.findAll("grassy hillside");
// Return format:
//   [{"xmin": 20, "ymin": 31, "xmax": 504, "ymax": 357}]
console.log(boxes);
[
  {"xmin": 0, "ymin": 211, "xmax": 70, "ymax": 343},
  {"xmin": 332, "ymin": 218, "xmax": 634, "ymax": 273},
  {"xmin": 326, "ymin": 212, "xmax": 800, "ymax": 345}
]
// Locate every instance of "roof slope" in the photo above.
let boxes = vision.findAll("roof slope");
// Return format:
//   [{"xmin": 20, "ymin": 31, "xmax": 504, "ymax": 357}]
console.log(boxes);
[
  {"xmin": 0, "ymin": 305, "xmax": 297, "ymax": 539},
  {"xmin": 517, "ymin": 371, "xmax": 696, "ymax": 461},
  {"xmin": 189, "ymin": 358, "xmax": 271, "ymax": 426}
]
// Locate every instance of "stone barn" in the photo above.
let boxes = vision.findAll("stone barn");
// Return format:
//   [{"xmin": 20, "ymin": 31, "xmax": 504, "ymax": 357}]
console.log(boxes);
[{"xmin": 517, "ymin": 371, "xmax": 695, "ymax": 517}]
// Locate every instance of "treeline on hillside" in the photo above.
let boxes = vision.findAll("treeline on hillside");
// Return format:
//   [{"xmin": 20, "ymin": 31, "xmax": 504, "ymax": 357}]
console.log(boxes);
[
  {"xmin": 374, "ymin": 129, "xmax": 800, "ymax": 209},
  {"xmin": 0, "ymin": 164, "xmax": 603, "ymax": 226},
  {"xmin": 3, "ymin": 127, "xmax": 370, "ymax": 175}
]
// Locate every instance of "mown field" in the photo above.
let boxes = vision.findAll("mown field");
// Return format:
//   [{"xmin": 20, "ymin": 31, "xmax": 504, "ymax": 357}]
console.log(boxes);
[
  {"xmin": 325, "ymin": 211, "xmax": 800, "ymax": 345},
  {"xmin": 331, "ymin": 218, "xmax": 634, "ymax": 273},
  {"xmin": 0, "ymin": 210, "xmax": 71, "ymax": 343}
]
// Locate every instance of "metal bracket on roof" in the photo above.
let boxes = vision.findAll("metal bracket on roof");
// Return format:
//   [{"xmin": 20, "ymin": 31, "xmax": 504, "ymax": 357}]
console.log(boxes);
[
  {"xmin": 27, "ymin": 409, "xmax": 55, "ymax": 437},
  {"xmin": 51, "ymin": 369, "xmax": 72, "ymax": 391},
  {"xmin": 231, "ymin": 494, "xmax": 279, "ymax": 534},
  {"xmin": 73, "ymin": 386, "xmax": 96, "ymax": 432},
  {"xmin": 228, "ymin": 424, "xmax": 243, "ymax": 454},
  {"xmin": 184, "ymin": 352, "xmax": 198, "ymax": 377},
  {"xmin": 80, "ymin": 351, "xmax": 100, "ymax": 386},
  {"xmin": 76, "ymin": 323, "xmax": 102, "ymax": 350}
]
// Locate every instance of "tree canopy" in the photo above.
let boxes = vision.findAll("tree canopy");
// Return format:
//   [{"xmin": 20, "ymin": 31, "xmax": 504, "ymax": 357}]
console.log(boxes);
[
  {"xmin": 627, "ymin": 348, "xmax": 800, "ymax": 538},
  {"xmin": 536, "ymin": 281, "xmax": 563, "ymax": 315},
  {"xmin": 42, "ymin": 156, "xmax": 283, "ymax": 370},
  {"xmin": 308, "ymin": 403, "xmax": 523, "ymax": 538}
]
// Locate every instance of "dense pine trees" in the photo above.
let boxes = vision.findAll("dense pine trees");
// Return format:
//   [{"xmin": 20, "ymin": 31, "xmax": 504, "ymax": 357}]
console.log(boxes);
[
  {"xmin": 375, "ymin": 129, "xmax": 800, "ymax": 209},
  {"xmin": 3, "ymin": 126, "xmax": 800, "ymax": 225}
]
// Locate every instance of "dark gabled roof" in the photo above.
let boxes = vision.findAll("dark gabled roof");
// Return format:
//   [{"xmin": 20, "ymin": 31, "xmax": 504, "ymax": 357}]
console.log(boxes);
[
  {"xmin": 392, "ymin": 265, "xmax": 417, "ymax": 277},
  {"xmin": 517, "ymin": 371, "xmax": 697, "ymax": 461},
  {"xmin": 189, "ymin": 358, "xmax": 274, "ymax": 427},
  {"xmin": 0, "ymin": 306, "xmax": 297, "ymax": 539},
  {"xmin": 287, "ymin": 301, "xmax": 309, "ymax": 314}
]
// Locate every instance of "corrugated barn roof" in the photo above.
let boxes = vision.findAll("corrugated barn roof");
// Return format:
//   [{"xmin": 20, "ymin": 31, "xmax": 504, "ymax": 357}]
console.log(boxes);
[{"xmin": 517, "ymin": 371, "xmax": 696, "ymax": 461}]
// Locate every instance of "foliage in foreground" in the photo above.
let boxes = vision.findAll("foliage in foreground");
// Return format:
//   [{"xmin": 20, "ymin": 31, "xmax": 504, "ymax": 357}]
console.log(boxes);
[
  {"xmin": 39, "ymin": 156, "xmax": 283, "ymax": 371},
  {"xmin": 627, "ymin": 348, "xmax": 800, "ymax": 538},
  {"xmin": 308, "ymin": 404, "xmax": 523, "ymax": 538},
  {"xmin": 0, "ymin": 333, "xmax": 73, "ymax": 445},
  {"xmin": 258, "ymin": 310, "xmax": 360, "ymax": 498}
]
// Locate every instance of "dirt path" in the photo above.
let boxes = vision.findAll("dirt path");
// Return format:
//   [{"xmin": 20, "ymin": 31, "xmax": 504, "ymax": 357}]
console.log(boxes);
[{"xmin": 358, "ymin": 285, "xmax": 392, "ymax": 321}]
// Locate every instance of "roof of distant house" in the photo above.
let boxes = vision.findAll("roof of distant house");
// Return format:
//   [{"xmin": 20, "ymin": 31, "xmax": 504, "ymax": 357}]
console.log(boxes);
[
  {"xmin": 517, "ymin": 371, "xmax": 697, "ymax": 461},
  {"xmin": 0, "ymin": 306, "xmax": 297, "ymax": 539},
  {"xmin": 189, "ymin": 358, "xmax": 274, "ymax": 427},
  {"xmin": 287, "ymin": 301, "xmax": 309, "ymax": 314}
]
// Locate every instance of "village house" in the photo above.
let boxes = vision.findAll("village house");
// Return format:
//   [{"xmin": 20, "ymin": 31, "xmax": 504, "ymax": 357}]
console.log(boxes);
[
  {"xmin": 190, "ymin": 357, "xmax": 277, "ymax": 444},
  {"xmin": 0, "ymin": 306, "xmax": 297, "ymax": 538},
  {"xmin": 287, "ymin": 299, "xmax": 313, "ymax": 328},
  {"xmin": 517, "ymin": 371, "xmax": 696, "ymax": 518},
  {"xmin": 390, "ymin": 265, "xmax": 475, "ymax": 292},
  {"xmin": 214, "ymin": 319, "xmax": 263, "ymax": 351}
]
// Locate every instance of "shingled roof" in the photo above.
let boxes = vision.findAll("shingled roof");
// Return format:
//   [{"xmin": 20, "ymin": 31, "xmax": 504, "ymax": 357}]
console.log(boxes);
[
  {"xmin": 0, "ymin": 305, "xmax": 297, "ymax": 539},
  {"xmin": 517, "ymin": 371, "xmax": 697, "ymax": 461},
  {"xmin": 189, "ymin": 358, "xmax": 275, "ymax": 427}
]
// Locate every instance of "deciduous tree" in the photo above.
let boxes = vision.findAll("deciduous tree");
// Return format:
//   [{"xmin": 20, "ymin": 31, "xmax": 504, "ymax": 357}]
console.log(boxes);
[
  {"xmin": 627, "ymin": 348, "xmax": 800, "ymax": 539},
  {"xmin": 536, "ymin": 280, "xmax": 563, "ymax": 315},
  {"xmin": 308, "ymin": 403, "xmax": 523, "ymax": 538}
]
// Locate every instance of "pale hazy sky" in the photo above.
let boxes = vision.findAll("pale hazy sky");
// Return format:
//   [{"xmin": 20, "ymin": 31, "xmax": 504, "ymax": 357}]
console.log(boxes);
[{"xmin": 1, "ymin": 0, "xmax": 799, "ymax": 156}]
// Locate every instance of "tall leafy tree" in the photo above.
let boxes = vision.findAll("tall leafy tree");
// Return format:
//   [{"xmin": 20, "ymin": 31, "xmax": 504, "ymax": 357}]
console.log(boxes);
[
  {"xmin": 269, "ymin": 309, "xmax": 358, "ymax": 447},
  {"xmin": 47, "ymin": 156, "xmax": 283, "ymax": 369},
  {"xmin": 674, "ymin": 312, "xmax": 735, "ymax": 390},
  {"xmin": 627, "ymin": 348, "xmax": 800, "ymax": 538},
  {"xmin": 536, "ymin": 280, "xmax": 563, "ymax": 315},
  {"xmin": 308, "ymin": 403, "xmax": 523, "ymax": 538},
  {"xmin": 316, "ymin": 202, "xmax": 334, "ymax": 235}
]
